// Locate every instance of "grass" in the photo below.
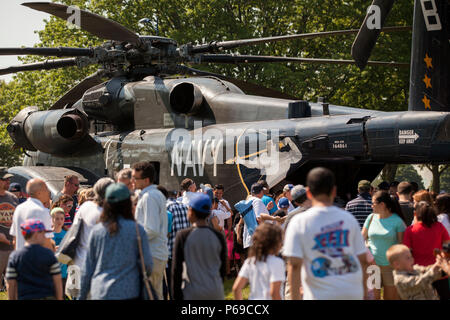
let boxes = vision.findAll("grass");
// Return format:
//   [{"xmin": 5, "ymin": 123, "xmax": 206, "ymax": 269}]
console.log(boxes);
[
  {"xmin": 0, "ymin": 277, "xmax": 249, "ymax": 301},
  {"xmin": 224, "ymin": 276, "xmax": 250, "ymax": 300}
]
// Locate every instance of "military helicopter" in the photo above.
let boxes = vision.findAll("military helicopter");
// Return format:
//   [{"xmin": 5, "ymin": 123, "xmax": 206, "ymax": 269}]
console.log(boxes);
[{"xmin": 1, "ymin": 1, "xmax": 449, "ymax": 205}]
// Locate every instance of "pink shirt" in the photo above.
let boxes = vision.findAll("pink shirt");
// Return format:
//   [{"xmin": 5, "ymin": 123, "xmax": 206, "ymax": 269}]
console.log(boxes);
[{"xmin": 403, "ymin": 221, "xmax": 450, "ymax": 266}]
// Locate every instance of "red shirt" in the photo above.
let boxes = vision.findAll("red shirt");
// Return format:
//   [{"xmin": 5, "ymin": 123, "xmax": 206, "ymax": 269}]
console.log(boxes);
[{"xmin": 403, "ymin": 221, "xmax": 450, "ymax": 266}]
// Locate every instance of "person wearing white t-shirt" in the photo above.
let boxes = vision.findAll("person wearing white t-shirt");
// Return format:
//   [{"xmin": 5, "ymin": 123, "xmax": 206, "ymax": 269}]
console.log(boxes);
[
  {"xmin": 283, "ymin": 167, "xmax": 368, "ymax": 300},
  {"xmin": 435, "ymin": 194, "xmax": 450, "ymax": 235},
  {"xmin": 233, "ymin": 223, "xmax": 285, "ymax": 300},
  {"xmin": 72, "ymin": 177, "xmax": 114, "ymax": 268},
  {"xmin": 243, "ymin": 183, "xmax": 280, "ymax": 250},
  {"xmin": 10, "ymin": 179, "xmax": 54, "ymax": 251}
]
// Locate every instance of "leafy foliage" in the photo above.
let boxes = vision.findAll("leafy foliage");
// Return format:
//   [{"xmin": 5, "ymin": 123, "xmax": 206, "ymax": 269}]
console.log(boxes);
[
  {"xmin": 395, "ymin": 164, "xmax": 425, "ymax": 190},
  {"xmin": 0, "ymin": 0, "xmax": 413, "ymax": 166}
]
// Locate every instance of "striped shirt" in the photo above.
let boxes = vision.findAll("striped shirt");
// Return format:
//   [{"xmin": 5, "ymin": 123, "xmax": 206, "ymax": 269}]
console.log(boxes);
[
  {"xmin": 345, "ymin": 193, "xmax": 373, "ymax": 229},
  {"xmin": 167, "ymin": 199, "xmax": 190, "ymax": 260}
]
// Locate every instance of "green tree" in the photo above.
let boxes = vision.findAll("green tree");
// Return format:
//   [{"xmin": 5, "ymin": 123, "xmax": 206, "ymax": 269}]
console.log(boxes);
[
  {"xmin": 440, "ymin": 168, "xmax": 450, "ymax": 193},
  {"xmin": 395, "ymin": 164, "xmax": 425, "ymax": 190}
]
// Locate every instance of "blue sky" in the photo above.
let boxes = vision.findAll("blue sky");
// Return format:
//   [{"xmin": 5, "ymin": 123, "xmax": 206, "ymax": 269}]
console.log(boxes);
[{"xmin": 0, "ymin": 0, "xmax": 50, "ymax": 82}]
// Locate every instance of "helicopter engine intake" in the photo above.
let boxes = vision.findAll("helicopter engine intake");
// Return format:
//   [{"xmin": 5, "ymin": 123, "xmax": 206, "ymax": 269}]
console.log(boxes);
[
  {"xmin": 169, "ymin": 82, "xmax": 203, "ymax": 115},
  {"xmin": 7, "ymin": 107, "xmax": 97, "ymax": 155}
]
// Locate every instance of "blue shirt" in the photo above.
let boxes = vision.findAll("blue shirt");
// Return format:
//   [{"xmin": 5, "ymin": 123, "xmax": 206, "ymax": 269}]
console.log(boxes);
[
  {"xmin": 364, "ymin": 213, "xmax": 406, "ymax": 266},
  {"xmin": 53, "ymin": 230, "xmax": 68, "ymax": 279},
  {"xmin": 78, "ymin": 217, "xmax": 153, "ymax": 300},
  {"xmin": 167, "ymin": 210, "xmax": 173, "ymax": 234},
  {"xmin": 262, "ymin": 195, "xmax": 278, "ymax": 215},
  {"xmin": 6, "ymin": 244, "xmax": 61, "ymax": 299}
]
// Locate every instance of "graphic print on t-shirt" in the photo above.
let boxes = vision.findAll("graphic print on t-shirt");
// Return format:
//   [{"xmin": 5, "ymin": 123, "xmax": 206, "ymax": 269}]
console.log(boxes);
[
  {"xmin": 0, "ymin": 202, "xmax": 15, "ymax": 227},
  {"xmin": 311, "ymin": 221, "xmax": 359, "ymax": 278}
]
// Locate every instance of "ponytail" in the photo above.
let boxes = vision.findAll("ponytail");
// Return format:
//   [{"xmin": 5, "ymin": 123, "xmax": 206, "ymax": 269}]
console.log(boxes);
[{"xmin": 414, "ymin": 201, "xmax": 437, "ymax": 228}]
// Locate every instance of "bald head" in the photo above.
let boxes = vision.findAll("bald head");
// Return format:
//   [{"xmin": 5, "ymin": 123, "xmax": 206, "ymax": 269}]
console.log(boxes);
[
  {"xmin": 26, "ymin": 178, "xmax": 50, "ymax": 206},
  {"xmin": 26, "ymin": 179, "xmax": 47, "ymax": 196}
]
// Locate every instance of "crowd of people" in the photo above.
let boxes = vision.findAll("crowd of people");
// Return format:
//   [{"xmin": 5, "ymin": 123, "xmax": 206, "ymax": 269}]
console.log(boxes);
[{"xmin": 0, "ymin": 164, "xmax": 449, "ymax": 300}]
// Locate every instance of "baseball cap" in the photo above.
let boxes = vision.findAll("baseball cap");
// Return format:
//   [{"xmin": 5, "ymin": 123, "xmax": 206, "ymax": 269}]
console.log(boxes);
[
  {"xmin": 291, "ymin": 184, "xmax": 307, "ymax": 202},
  {"xmin": 0, "ymin": 167, "xmax": 13, "ymax": 180},
  {"xmin": 189, "ymin": 193, "xmax": 212, "ymax": 214},
  {"xmin": 358, "ymin": 180, "xmax": 371, "ymax": 189},
  {"xmin": 105, "ymin": 183, "xmax": 130, "ymax": 203},
  {"xmin": 20, "ymin": 219, "xmax": 51, "ymax": 236},
  {"xmin": 251, "ymin": 183, "xmax": 264, "ymax": 194},
  {"xmin": 8, "ymin": 182, "xmax": 21, "ymax": 192},
  {"xmin": 283, "ymin": 184, "xmax": 294, "ymax": 192},
  {"xmin": 278, "ymin": 197, "xmax": 290, "ymax": 209}
]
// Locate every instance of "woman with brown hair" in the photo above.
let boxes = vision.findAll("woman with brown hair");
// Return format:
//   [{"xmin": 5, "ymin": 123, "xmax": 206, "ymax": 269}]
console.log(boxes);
[
  {"xmin": 232, "ymin": 223, "xmax": 285, "ymax": 300},
  {"xmin": 51, "ymin": 194, "xmax": 74, "ymax": 230},
  {"xmin": 78, "ymin": 183, "xmax": 153, "ymax": 300},
  {"xmin": 413, "ymin": 190, "xmax": 434, "ymax": 206},
  {"xmin": 362, "ymin": 191, "xmax": 406, "ymax": 300}
]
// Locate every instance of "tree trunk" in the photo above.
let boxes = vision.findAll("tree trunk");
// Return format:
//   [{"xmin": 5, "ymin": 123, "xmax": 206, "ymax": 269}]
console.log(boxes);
[
  {"xmin": 381, "ymin": 164, "xmax": 398, "ymax": 182},
  {"xmin": 431, "ymin": 165, "xmax": 440, "ymax": 193}
]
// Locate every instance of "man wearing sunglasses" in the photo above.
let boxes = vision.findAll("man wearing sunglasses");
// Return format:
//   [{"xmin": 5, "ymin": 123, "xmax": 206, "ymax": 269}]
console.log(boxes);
[{"xmin": 53, "ymin": 175, "xmax": 79, "ymax": 222}]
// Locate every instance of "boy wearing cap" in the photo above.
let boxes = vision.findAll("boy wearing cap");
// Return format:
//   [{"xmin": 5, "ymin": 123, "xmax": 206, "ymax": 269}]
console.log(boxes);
[
  {"xmin": 282, "ymin": 184, "xmax": 296, "ymax": 213},
  {"xmin": 5, "ymin": 219, "xmax": 63, "ymax": 300},
  {"xmin": 172, "ymin": 193, "xmax": 227, "ymax": 300}
]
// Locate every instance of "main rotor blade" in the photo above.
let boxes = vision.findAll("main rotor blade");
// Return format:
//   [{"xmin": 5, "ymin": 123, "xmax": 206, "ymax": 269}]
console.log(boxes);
[
  {"xmin": 197, "ymin": 54, "xmax": 409, "ymax": 68},
  {"xmin": 190, "ymin": 26, "xmax": 410, "ymax": 54},
  {"xmin": 0, "ymin": 58, "xmax": 77, "ymax": 76},
  {"xmin": 178, "ymin": 66, "xmax": 299, "ymax": 99},
  {"xmin": 0, "ymin": 47, "xmax": 93, "ymax": 57},
  {"xmin": 50, "ymin": 70, "xmax": 106, "ymax": 110},
  {"xmin": 22, "ymin": 2, "xmax": 141, "ymax": 44},
  {"xmin": 351, "ymin": 0, "xmax": 396, "ymax": 70}
]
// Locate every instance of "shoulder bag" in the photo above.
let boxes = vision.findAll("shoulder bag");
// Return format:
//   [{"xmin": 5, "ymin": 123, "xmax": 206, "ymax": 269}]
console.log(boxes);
[
  {"xmin": 135, "ymin": 221, "xmax": 156, "ymax": 300},
  {"xmin": 56, "ymin": 217, "xmax": 84, "ymax": 265}
]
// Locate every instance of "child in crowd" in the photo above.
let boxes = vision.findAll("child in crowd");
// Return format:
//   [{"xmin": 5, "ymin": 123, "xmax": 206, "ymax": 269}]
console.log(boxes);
[
  {"xmin": 232, "ymin": 223, "xmax": 285, "ymax": 300},
  {"xmin": 5, "ymin": 219, "xmax": 63, "ymax": 300},
  {"xmin": 387, "ymin": 244, "xmax": 443, "ymax": 300},
  {"xmin": 51, "ymin": 207, "xmax": 68, "ymax": 296},
  {"xmin": 209, "ymin": 197, "xmax": 232, "ymax": 234},
  {"xmin": 172, "ymin": 193, "xmax": 227, "ymax": 300},
  {"xmin": 51, "ymin": 194, "xmax": 74, "ymax": 230}
]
